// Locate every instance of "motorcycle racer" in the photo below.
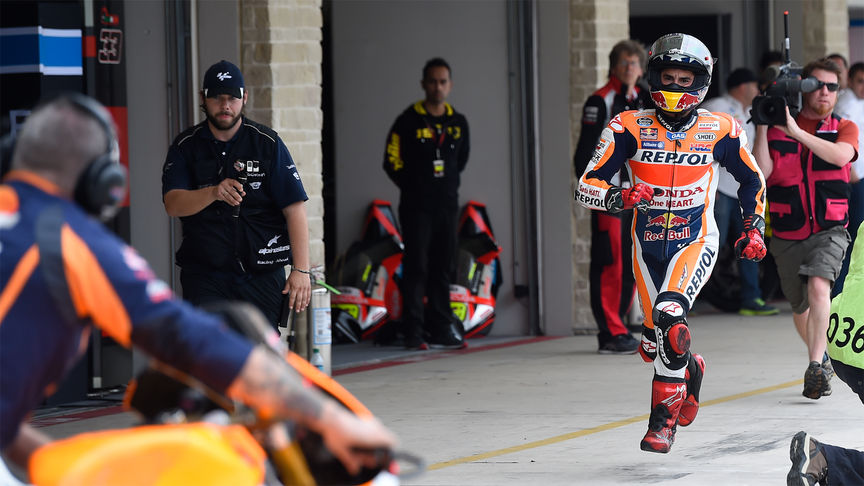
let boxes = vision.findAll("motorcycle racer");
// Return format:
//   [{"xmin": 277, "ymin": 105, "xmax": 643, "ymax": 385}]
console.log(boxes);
[{"xmin": 576, "ymin": 33, "xmax": 767, "ymax": 453}]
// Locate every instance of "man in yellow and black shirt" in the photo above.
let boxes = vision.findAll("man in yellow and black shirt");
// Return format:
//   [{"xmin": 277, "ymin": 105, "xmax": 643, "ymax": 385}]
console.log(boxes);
[{"xmin": 383, "ymin": 57, "xmax": 470, "ymax": 350}]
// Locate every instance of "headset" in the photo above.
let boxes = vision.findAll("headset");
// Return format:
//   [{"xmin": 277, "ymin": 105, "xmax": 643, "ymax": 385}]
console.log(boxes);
[
  {"xmin": 1, "ymin": 93, "xmax": 127, "ymax": 220},
  {"xmin": 65, "ymin": 93, "xmax": 127, "ymax": 220}
]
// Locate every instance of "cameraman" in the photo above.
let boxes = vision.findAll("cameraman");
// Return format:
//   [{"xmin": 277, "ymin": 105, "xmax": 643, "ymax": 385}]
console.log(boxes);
[{"xmin": 752, "ymin": 58, "xmax": 860, "ymax": 400}]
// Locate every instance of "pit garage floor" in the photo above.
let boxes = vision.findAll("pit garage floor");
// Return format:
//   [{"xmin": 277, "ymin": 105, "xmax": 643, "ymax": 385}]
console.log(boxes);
[{"xmin": 27, "ymin": 301, "xmax": 864, "ymax": 485}]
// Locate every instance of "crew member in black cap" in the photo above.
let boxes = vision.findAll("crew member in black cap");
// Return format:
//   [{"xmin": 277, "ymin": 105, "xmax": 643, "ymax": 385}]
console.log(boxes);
[{"xmin": 161, "ymin": 60, "xmax": 312, "ymax": 326}]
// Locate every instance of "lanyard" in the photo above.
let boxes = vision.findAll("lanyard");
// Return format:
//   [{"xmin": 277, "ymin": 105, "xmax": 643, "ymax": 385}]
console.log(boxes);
[{"xmin": 423, "ymin": 118, "xmax": 448, "ymax": 159}]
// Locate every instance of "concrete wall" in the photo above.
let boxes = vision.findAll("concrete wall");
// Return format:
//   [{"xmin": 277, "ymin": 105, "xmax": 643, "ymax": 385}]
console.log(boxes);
[{"xmin": 125, "ymin": 1, "xmax": 171, "ymax": 284}]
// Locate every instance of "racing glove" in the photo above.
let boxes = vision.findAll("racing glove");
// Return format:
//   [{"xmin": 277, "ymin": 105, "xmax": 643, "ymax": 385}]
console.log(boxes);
[
  {"xmin": 734, "ymin": 213, "xmax": 767, "ymax": 262},
  {"xmin": 605, "ymin": 183, "xmax": 658, "ymax": 214}
]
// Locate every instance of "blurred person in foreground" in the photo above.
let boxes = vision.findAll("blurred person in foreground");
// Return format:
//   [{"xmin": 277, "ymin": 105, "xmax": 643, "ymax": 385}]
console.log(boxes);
[
  {"xmin": 832, "ymin": 61, "xmax": 864, "ymax": 297},
  {"xmin": 787, "ymin": 224, "xmax": 864, "ymax": 485},
  {"xmin": 0, "ymin": 93, "xmax": 395, "ymax": 481}
]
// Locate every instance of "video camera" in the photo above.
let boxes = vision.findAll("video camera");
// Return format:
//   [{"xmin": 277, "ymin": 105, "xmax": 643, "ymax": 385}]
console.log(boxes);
[{"xmin": 750, "ymin": 11, "xmax": 820, "ymax": 126}]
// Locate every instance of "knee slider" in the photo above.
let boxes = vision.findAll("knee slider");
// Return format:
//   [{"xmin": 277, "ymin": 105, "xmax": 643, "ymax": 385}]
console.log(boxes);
[{"xmin": 652, "ymin": 292, "xmax": 691, "ymax": 357}]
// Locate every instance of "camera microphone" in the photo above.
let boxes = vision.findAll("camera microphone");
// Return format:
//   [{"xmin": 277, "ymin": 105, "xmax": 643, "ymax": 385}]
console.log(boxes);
[{"xmin": 233, "ymin": 171, "xmax": 247, "ymax": 218}]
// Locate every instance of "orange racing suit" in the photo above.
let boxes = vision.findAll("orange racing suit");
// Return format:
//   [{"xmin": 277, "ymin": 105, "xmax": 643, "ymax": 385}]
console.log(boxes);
[{"xmin": 577, "ymin": 108, "xmax": 766, "ymax": 335}]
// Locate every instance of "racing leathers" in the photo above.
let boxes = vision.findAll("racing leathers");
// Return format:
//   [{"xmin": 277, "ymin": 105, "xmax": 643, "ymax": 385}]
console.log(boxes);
[{"xmin": 576, "ymin": 107, "xmax": 766, "ymax": 445}]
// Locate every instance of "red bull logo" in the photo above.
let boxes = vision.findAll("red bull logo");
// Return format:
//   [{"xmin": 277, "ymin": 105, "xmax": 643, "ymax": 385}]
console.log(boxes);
[
  {"xmin": 651, "ymin": 92, "xmax": 668, "ymax": 109},
  {"xmin": 678, "ymin": 93, "xmax": 700, "ymax": 107},
  {"xmin": 643, "ymin": 227, "xmax": 691, "ymax": 242},
  {"xmin": 645, "ymin": 212, "xmax": 691, "ymax": 229},
  {"xmin": 640, "ymin": 128, "xmax": 658, "ymax": 140}
]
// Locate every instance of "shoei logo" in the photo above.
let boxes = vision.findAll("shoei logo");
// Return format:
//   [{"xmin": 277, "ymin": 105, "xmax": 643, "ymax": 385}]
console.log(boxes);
[
  {"xmin": 217, "ymin": 71, "xmax": 232, "ymax": 81},
  {"xmin": 694, "ymin": 133, "xmax": 716, "ymax": 142}
]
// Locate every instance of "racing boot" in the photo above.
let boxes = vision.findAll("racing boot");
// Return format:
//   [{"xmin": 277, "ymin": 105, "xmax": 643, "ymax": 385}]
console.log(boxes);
[
  {"xmin": 678, "ymin": 353, "xmax": 705, "ymax": 427},
  {"xmin": 640, "ymin": 377, "xmax": 686, "ymax": 453}
]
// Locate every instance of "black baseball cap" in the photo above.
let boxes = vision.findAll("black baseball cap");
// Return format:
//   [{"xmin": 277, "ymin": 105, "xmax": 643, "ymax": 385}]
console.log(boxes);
[
  {"xmin": 202, "ymin": 60, "xmax": 245, "ymax": 99},
  {"xmin": 726, "ymin": 68, "xmax": 758, "ymax": 90}
]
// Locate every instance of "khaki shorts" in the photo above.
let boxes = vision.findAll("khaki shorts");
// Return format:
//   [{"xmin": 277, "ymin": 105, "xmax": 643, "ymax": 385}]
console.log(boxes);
[{"xmin": 769, "ymin": 226, "xmax": 850, "ymax": 314}]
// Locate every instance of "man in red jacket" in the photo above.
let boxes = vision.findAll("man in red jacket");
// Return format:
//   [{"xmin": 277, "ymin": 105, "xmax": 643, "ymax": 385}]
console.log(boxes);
[{"xmin": 573, "ymin": 40, "xmax": 652, "ymax": 354}]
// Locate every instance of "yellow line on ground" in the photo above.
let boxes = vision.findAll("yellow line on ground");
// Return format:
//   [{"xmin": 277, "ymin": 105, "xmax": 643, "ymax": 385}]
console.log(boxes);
[{"xmin": 428, "ymin": 378, "xmax": 804, "ymax": 471}]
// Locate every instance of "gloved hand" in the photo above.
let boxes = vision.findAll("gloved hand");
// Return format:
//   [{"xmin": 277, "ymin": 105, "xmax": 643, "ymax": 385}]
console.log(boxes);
[
  {"xmin": 605, "ymin": 183, "xmax": 658, "ymax": 213},
  {"xmin": 735, "ymin": 213, "xmax": 767, "ymax": 262}
]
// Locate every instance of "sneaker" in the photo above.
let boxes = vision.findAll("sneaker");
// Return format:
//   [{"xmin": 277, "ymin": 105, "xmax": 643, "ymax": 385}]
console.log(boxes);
[
  {"xmin": 787, "ymin": 431, "xmax": 827, "ymax": 486},
  {"xmin": 821, "ymin": 352, "xmax": 834, "ymax": 397},
  {"xmin": 802, "ymin": 362, "xmax": 830, "ymax": 399},
  {"xmin": 738, "ymin": 298, "xmax": 779, "ymax": 316},
  {"xmin": 427, "ymin": 326, "xmax": 467, "ymax": 350},
  {"xmin": 822, "ymin": 351, "xmax": 835, "ymax": 380},
  {"xmin": 598, "ymin": 333, "xmax": 639, "ymax": 355}
]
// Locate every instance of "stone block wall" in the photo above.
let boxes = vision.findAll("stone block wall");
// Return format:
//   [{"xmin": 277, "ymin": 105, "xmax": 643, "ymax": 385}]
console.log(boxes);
[
  {"xmin": 803, "ymin": 0, "xmax": 850, "ymax": 63},
  {"xmin": 569, "ymin": 0, "xmax": 630, "ymax": 331},
  {"xmin": 240, "ymin": 0, "xmax": 326, "ymax": 270}
]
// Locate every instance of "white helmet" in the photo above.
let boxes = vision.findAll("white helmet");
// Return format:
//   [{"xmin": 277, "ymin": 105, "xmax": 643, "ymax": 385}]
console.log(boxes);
[{"xmin": 646, "ymin": 33, "xmax": 714, "ymax": 113}]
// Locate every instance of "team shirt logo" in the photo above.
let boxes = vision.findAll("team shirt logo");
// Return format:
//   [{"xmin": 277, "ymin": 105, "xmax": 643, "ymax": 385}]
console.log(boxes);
[
  {"xmin": 640, "ymin": 128, "xmax": 658, "ymax": 140},
  {"xmin": 642, "ymin": 141, "xmax": 664, "ymax": 149},
  {"xmin": 666, "ymin": 132, "xmax": 686, "ymax": 141},
  {"xmin": 636, "ymin": 117, "xmax": 653, "ymax": 126},
  {"xmin": 689, "ymin": 143, "xmax": 712, "ymax": 152}
]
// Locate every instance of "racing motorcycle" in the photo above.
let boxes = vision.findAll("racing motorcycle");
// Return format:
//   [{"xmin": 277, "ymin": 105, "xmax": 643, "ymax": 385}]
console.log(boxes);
[
  {"xmin": 330, "ymin": 200, "xmax": 502, "ymax": 344},
  {"xmin": 28, "ymin": 302, "xmax": 422, "ymax": 486}
]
